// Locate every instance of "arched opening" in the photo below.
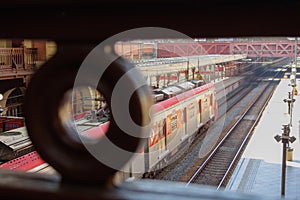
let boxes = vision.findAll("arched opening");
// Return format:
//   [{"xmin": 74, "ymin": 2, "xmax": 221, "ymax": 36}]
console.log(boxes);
[{"xmin": 0, "ymin": 87, "xmax": 25, "ymax": 117}]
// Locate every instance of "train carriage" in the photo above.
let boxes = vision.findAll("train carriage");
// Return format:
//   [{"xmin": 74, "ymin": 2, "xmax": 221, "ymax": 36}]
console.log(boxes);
[
  {"xmin": 126, "ymin": 84, "xmax": 217, "ymax": 175},
  {"xmin": 0, "ymin": 126, "xmax": 33, "ymax": 162}
]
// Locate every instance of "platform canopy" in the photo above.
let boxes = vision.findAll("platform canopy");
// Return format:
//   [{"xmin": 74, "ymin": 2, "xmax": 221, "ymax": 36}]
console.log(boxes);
[{"xmin": 134, "ymin": 54, "xmax": 247, "ymax": 76}]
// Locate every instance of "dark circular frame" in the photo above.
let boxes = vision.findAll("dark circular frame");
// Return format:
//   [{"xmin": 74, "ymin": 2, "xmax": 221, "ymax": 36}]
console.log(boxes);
[{"xmin": 24, "ymin": 47, "xmax": 152, "ymax": 184}]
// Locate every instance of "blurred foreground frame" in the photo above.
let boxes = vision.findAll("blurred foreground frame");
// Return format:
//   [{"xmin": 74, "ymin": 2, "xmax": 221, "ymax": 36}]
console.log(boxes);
[{"xmin": 0, "ymin": 0, "xmax": 300, "ymax": 199}]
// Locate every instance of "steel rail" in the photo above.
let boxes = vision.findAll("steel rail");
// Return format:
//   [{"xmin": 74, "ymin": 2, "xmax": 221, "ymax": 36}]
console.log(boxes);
[
  {"xmin": 216, "ymin": 74, "xmax": 281, "ymax": 189},
  {"xmin": 185, "ymin": 69, "xmax": 281, "ymax": 186},
  {"xmin": 185, "ymin": 83, "xmax": 266, "ymax": 186}
]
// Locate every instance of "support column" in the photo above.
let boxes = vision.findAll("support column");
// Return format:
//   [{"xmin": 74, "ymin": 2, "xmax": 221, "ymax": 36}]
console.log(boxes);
[
  {"xmin": 167, "ymin": 73, "xmax": 171, "ymax": 85},
  {"xmin": 192, "ymin": 67, "xmax": 195, "ymax": 80},
  {"xmin": 186, "ymin": 60, "xmax": 189, "ymax": 80},
  {"xmin": 177, "ymin": 71, "xmax": 180, "ymax": 82},
  {"xmin": 156, "ymin": 75, "xmax": 160, "ymax": 88},
  {"xmin": 209, "ymin": 65, "xmax": 213, "ymax": 82}
]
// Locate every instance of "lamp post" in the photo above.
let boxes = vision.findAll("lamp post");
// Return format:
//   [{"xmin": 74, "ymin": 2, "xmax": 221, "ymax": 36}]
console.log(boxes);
[
  {"xmin": 283, "ymin": 92, "xmax": 296, "ymax": 126},
  {"xmin": 274, "ymin": 124, "xmax": 296, "ymax": 196},
  {"xmin": 275, "ymin": 91, "xmax": 297, "ymax": 196},
  {"xmin": 191, "ymin": 67, "xmax": 196, "ymax": 80},
  {"xmin": 186, "ymin": 59, "xmax": 190, "ymax": 81}
]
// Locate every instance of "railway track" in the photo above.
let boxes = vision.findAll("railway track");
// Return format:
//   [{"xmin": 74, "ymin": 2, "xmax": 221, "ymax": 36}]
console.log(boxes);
[
  {"xmin": 153, "ymin": 66, "xmax": 284, "ymax": 184},
  {"xmin": 185, "ymin": 71, "xmax": 282, "ymax": 188},
  {"xmin": 152, "ymin": 76, "xmax": 256, "ymax": 181}
]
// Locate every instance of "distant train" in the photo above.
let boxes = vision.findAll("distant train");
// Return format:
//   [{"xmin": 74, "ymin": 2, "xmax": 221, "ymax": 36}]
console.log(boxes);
[
  {"xmin": 0, "ymin": 126, "xmax": 33, "ymax": 162},
  {"xmin": 0, "ymin": 116, "xmax": 25, "ymax": 133},
  {"xmin": 0, "ymin": 80, "xmax": 217, "ymax": 177}
]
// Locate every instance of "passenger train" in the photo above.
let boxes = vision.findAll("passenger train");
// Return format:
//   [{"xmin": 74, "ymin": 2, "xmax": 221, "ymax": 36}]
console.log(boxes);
[
  {"xmin": 136, "ymin": 80, "xmax": 217, "ymax": 176},
  {"xmin": 0, "ymin": 79, "xmax": 217, "ymax": 177}
]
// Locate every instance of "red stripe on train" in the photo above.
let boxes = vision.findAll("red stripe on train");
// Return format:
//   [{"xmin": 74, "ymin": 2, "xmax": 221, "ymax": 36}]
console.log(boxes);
[
  {"xmin": 154, "ymin": 83, "xmax": 214, "ymax": 113},
  {"xmin": 0, "ymin": 151, "xmax": 44, "ymax": 171},
  {"xmin": 0, "ymin": 122, "xmax": 110, "ymax": 171},
  {"xmin": 84, "ymin": 121, "xmax": 110, "ymax": 139}
]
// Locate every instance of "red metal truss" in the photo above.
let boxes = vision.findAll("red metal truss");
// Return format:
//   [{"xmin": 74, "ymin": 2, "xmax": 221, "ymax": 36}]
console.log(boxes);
[
  {"xmin": 157, "ymin": 42, "xmax": 204, "ymax": 57},
  {"xmin": 231, "ymin": 42, "xmax": 297, "ymax": 57},
  {"xmin": 157, "ymin": 42, "xmax": 230, "ymax": 57},
  {"xmin": 200, "ymin": 43, "xmax": 230, "ymax": 54},
  {"xmin": 157, "ymin": 41, "xmax": 300, "ymax": 58}
]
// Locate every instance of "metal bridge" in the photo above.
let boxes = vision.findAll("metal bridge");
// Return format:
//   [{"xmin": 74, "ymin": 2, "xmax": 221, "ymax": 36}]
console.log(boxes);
[{"xmin": 157, "ymin": 41, "xmax": 299, "ymax": 58}]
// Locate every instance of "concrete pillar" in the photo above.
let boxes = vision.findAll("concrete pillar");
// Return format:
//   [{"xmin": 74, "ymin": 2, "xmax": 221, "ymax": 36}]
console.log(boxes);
[
  {"xmin": 192, "ymin": 67, "xmax": 196, "ymax": 80},
  {"xmin": 167, "ymin": 73, "xmax": 171, "ymax": 85},
  {"xmin": 186, "ymin": 61, "xmax": 189, "ymax": 80},
  {"xmin": 156, "ymin": 75, "xmax": 160, "ymax": 88}
]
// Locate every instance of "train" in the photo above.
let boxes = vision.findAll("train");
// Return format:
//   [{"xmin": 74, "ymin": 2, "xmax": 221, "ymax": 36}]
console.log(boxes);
[
  {"xmin": 0, "ymin": 116, "xmax": 25, "ymax": 133},
  {"xmin": 0, "ymin": 126, "xmax": 33, "ymax": 162},
  {"xmin": 130, "ymin": 80, "xmax": 217, "ymax": 177},
  {"xmin": 0, "ymin": 79, "xmax": 217, "ymax": 178}
]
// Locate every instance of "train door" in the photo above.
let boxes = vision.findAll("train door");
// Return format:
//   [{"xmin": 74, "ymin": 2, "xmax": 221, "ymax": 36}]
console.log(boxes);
[
  {"xmin": 214, "ymin": 91, "xmax": 218, "ymax": 120},
  {"xmin": 163, "ymin": 118, "xmax": 167, "ymax": 150},
  {"xmin": 202, "ymin": 96, "xmax": 209, "ymax": 123},
  {"xmin": 183, "ymin": 107, "xmax": 187, "ymax": 135},
  {"xmin": 163, "ymin": 119, "xmax": 167, "ymax": 151},
  {"xmin": 158, "ymin": 119, "xmax": 167, "ymax": 155},
  {"xmin": 210, "ymin": 94, "xmax": 213, "ymax": 117},
  {"xmin": 199, "ymin": 99, "xmax": 202, "ymax": 124}
]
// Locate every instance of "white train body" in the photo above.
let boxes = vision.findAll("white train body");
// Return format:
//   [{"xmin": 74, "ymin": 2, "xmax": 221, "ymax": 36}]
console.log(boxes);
[{"xmin": 125, "ymin": 82, "xmax": 217, "ymax": 176}]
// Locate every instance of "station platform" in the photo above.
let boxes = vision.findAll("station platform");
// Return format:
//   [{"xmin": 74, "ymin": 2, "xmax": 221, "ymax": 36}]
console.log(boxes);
[{"xmin": 226, "ymin": 78, "xmax": 300, "ymax": 199}]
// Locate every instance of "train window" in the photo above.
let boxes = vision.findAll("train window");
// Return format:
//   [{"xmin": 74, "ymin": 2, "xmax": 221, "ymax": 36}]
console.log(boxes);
[
  {"xmin": 162, "ymin": 119, "xmax": 166, "ymax": 138},
  {"xmin": 182, "ymin": 107, "xmax": 187, "ymax": 124},
  {"xmin": 163, "ymin": 118, "xmax": 167, "ymax": 149},
  {"xmin": 188, "ymin": 103, "xmax": 195, "ymax": 118},
  {"xmin": 203, "ymin": 98, "xmax": 208, "ymax": 110},
  {"xmin": 158, "ymin": 120, "xmax": 163, "ymax": 139},
  {"xmin": 170, "ymin": 114, "xmax": 178, "ymax": 132},
  {"xmin": 149, "ymin": 123, "xmax": 158, "ymax": 147}
]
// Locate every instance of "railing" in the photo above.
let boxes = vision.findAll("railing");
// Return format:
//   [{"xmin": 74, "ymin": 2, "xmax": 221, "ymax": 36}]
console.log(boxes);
[
  {"xmin": 25, "ymin": 48, "xmax": 37, "ymax": 69},
  {"xmin": 0, "ymin": 48, "xmax": 24, "ymax": 70},
  {"xmin": 0, "ymin": 48, "xmax": 37, "ymax": 71}
]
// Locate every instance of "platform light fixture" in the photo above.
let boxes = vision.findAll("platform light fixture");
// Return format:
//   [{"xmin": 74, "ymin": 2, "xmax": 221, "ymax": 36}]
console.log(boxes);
[
  {"xmin": 274, "ymin": 134, "xmax": 282, "ymax": 142},
  {"xmin": 289, "ymin": 135, "xmax": 297, "ymax": 143},
  {"xmin": 274, "ymin": 124, "xmax": 296, "ymax": 196},
  {"xmin": 274, "ymin": 93, "xmax": 297, "ymax": 197}
]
